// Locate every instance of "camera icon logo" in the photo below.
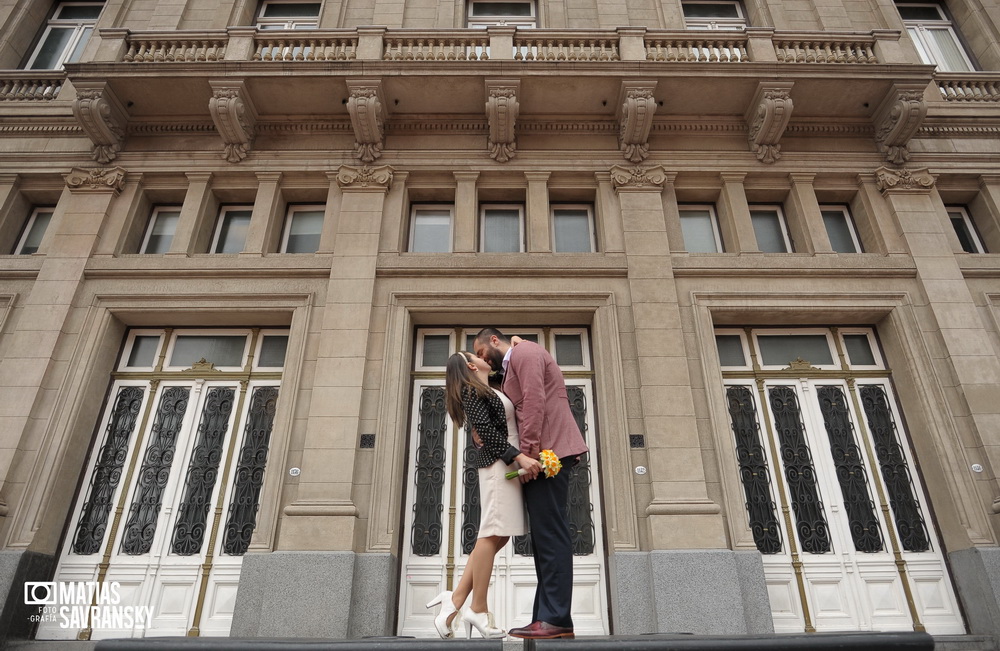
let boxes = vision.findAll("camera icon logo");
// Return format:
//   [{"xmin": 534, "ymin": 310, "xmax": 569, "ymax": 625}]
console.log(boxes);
[{"xmin": 24, "ymin": 582, "xmax": 56, "ymax": 605}]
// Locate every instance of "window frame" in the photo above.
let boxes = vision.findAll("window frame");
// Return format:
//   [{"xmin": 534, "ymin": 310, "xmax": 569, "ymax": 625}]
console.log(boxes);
[
  {"xmin": 415, "ymin": 329, "xmax": 456, "ymax": 371},
  {"xmin": 24, "ymin": 1, "xmax": 103, "ymax": 70},
  {"xmin": 255, "ymin": 0, "xmax": 321, "ymax": 29},
  {"xmin": 118, "ymin": 329, "xmax": 165, "ymax": 372},
  {"xmin": 946, "ymin": 205, "xmax": 986, "ymax": 254},
  {"xmin": 408, "ymin": 204, "xmax": 454, "ymax": 253},
  {"xmin": 678, "ymin": 203, "xmax": 724, "ymax": 253},
  {"xmin": 279, "ymin": 203, "xmax": 325, "ymax": 254},
  {"xmin": 714, "ymin": 328, "xmax": 752, "ymax": 370},
  {"xmin": 548, "ymin": 328, "xmax": 592, "ymax": 371},
  {"xmin": 140, "ymin": 205, "xmax": 181, "ymax": 255},
  {"xmin": 210, "ymin": 205, "xmax": 254, "ymax": 254},
  {"xmin": 897, "ymin": 1, "xmax": 975, "ymax": 71},
  {"xmin": 837, "ymin": 328, "xmax": 886, "ymax": 371},
  {"xmin": 751, "ymin": 327, "xmax": 842, "ymax": 371},
  {"xmin": 467, "ymin": 0, "xmax": 537, "ymax": 28},
  {"xmin": 14, "ymin": 206, "xmax": 55, "ymax": 255},
  {"xmin": 749, "ymin": 204, "xmax": 793, "ymax": 253},
  {"xmin": 682, "ymin": 0, "xmax": 747, "ymax": 30},
  {"xmin": 819, "ymin": 204, "xmax": 863, "ymax": 254},
  {"xmin": 253, "ymin": 329, "xmax": 292, "ymax": 370},
  {"xmin": 162, "ymin": 328, "xmax": 254, "ymax": 373},
  {"xmin": 551, "ymin": 203, "xmax": 597, "ymax": 253},
  {"xmin": 479, "ymin": 203, "xmax": 526, "ymax": 253}
]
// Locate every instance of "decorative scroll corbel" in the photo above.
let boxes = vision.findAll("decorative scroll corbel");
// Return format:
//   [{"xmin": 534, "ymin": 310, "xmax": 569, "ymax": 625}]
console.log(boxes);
[
  {"xmin": 208, "ymin": 80, "xmax": 257, "ymax": 163},
  {"xmin": 616, "ymin": 81, "xmax": 657, "ymax": 164},
  {"xmin": 745, "ymin": 81, "xmax": 794, "ymax": 164},
  {"xmin": 873, "ymin": 84, "xmax": 927, "ymax": 166},
  {"xmin": 72, "ymin": 81, "xmax": 128, "ymax": 164},
  {"xmin": 485, "ymin": 79, "xmax": 519, "ymax": 163},
  {"xmin": 346, "ymin": 79, "xmax": 387, "ymax": 164}
]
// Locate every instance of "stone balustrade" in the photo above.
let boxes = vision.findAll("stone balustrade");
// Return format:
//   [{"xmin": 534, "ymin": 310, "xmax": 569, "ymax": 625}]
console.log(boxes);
[
  {"xmin": 773, "ymin": 33, "xmax": 878, "ymax": 63},
  {"xmin": 0, "ymin": 73, "xmax": 64, "ymax": 101},
  {"xmin": 123, "ymin": 32, "xmax": 228, "ymax": 62},
  {"xmin": 937, "ymin": 74, "xmax": 1000, "ymax": 101},
  {"xmin": 644, "ymin": 31, "xmax": 748, "ymax": 62},
  {"xmin": 514, "ymin": 31, "xmax": 621, "ymax": 61},
  {"xmin": 254, "ymin": 31, "xmax": 358, "ymax": 61},
  {"xmin": 382, "ymin": 30, "xmax": 489, "ymax": 61}
]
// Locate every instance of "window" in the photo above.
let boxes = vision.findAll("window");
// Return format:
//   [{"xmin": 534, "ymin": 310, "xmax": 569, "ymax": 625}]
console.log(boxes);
[
  {"xmin": 211, "ymin": 206, "xmax": 253, "ymax": 254},
  {"xmin": 679, "ymin": 204, "xmax": 723, "ymax": 252},
  {"xmin": 256, "ymin": 1, "xmax": 320, "ymax": 29},
  {"xmin": 897, "ymin": 2, "xmax": 974, "ymax": 71},
  {"xmin": 141, "ymin": 206, "xmax": 180, "ymax": 254},
  {"xmin": 409, "ymin": 205, "xmax": 453, "ymax": 253},
  {"xmin": 947, "ymin": 206, "xmax": 985, "ymax": 253},
  {"xmin": 750, "ymin": 206, "xmax": 792, "ymax": 253},
  {"xmin": 164, "ymin": 331, "xmax": 251, "ymax": 371},
  {"xmin": 682, "ymin": 0, "xmax": 747, "ymax": 29},
  {"xmin": 819, "ymin": 205, "xmax": 863, "ymax": 254},
  {"xmin": 25, "ymin": 2, "xmax": 102, "ymax": 70},
  {"xmin": 480, "ymin": 204, "xmax": 524, "ymax": 253},
  {"xmin": 467, "ymin": 0, "xmax": 536, "ymax": 27},
  {"xmin": 280, "ymin": 205, "xmax": 324, "ymax": 253},
  {"xmin": 552, "ymin": 205, "xmax": 596, "ymax": 253},
  {"xmin": 13, "ymin": 207, "xmax": 54, "ymax": 255}
]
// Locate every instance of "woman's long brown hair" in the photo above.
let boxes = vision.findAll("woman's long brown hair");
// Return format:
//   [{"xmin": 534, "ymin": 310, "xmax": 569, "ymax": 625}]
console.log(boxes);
[{"xmin": 445, "ymin": 352, "xmax": 492, "ymax": 425}]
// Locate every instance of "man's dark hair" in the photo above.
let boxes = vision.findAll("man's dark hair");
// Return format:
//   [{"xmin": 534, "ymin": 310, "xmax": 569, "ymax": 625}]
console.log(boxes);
[{"xmin": 475, "ymin": 327, "xmax": 509, "ymax": 344}]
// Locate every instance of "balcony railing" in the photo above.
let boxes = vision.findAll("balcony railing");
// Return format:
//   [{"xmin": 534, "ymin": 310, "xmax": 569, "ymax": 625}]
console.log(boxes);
[
  {"xmin": 644, "ymin": 32, "xmax": 747, "ymax": 62},
  {"xmin": 123, "ymin": 32, "xmax": 227, "ymax": 62},
  {"xmin": 773, "ymin": 33, "xmax": 879, "ymax": 64},
  {"xmin": 383, "ymin": 30, "xmax": 488, "ymax": 61},
  {"xmin": 936, "ymin": 74, "xmax": 1000, "ymax": 101},
  {"xmin": 254, "ymin": 31, "xmax": 358, "ymax": 61},
  {"xmin": 515, "ymin": 31, "xmax": 621, "ymax": 61},
  {"xmin": 0, "ymin": 72, "xmax": 64, "ymax": 101}
]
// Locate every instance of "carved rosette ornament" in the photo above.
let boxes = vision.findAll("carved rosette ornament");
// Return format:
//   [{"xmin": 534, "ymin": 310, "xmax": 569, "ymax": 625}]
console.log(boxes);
[
  {"xmin": 617, "ymin": 81, "xmax": 657, "ymax": 164},
  {"xmin": 746, "ymin": 82, "xmax": 794, "ymax": 164},
  {"xmin": 485, "ymin": 79, "xmax": 519, "ymax": 163},
  {"xmin": 874, "ymin": 166, "xmax": 935, "ymax": 194},
  {"xmin": 335, "ymin": 164, "xmax": 394, "ymax": 191},
  {"xmin": 208, "ymin": 80, "xmax": 257, "ymax": 163},
  {"xmin": 66, "ymin": 167, "xmax": 127, "ymax": 194},
  {"xmin": 609, "ymin": 164, "xmax": 667, "ymax": 191},
  {"xmin": 873, "ymin": 84, "xmax": 927, "ymax": 166},
  {"xmin": 72, "ymin": 81, "xmax": 128, "ymax": 164},
  {"xmin": 346, "ymin": 79, "xmax": 386, "ymax": 164}
]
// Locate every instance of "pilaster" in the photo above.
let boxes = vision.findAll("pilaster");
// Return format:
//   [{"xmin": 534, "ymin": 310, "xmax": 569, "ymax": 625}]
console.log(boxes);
[
  {"xmin": 241, "ymin": 172, "xmax": 283, "ymax": 256},
  {"xmin": 317, "ymin": 172, "xmax": 344, "ymax": 255},
  {"xmin": 974, "ymin": 176, "xmax": 1000, "ymax": 254},
  {"xmin": 525, "ymin": 171, "xmax": 551, "ymax": 252},
  {"xmin": 718, "ymin": 172, "xmax": 758, "ymax": 253},
  {"xmin": 785, "ymin": 173, "xmax": 833, "ymax": 254},
  {"xmin": 454, "ymin": 171, "xmax": 479, "ymax": 253},
  {"xmin": 611, "ymin": 164, "xmax": 726, "ymax": 549},
  {"xmin": 279, "ymin": 164, "xmax": 394, "ymax": 551},
  {"xmin": 166, "ymin": 173, "xmax": 214, "ymax": 257},
  {"xmin": 595, "ymin": 172, "xmax": 625, "ymax": 253}
]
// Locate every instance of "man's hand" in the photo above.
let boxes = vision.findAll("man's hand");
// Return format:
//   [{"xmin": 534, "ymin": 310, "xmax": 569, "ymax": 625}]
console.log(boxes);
[{"xmin": 515, "ymin": 453, "xmax": 542, "ymax": 483}]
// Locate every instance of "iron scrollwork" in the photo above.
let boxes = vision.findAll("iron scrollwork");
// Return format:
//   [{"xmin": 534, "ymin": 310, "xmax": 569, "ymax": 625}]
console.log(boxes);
[
  {"xmin": 120, "ymin": 387, "xmax": 190, "ymax": 555},
  {"xmin": 858, "ymin": 385, "xmax": 930, "ymax": 552},
  {"xmin": 410, "ymin": 387, "xmax": 447, "ymax": 557},
  {"xmin": 769, "ymin": 385, "xmax": 831, "ymax": 554},
  {"xmin": 461, "ymin": 424, "xmax": 481, "ymax": 555},
  {"xmin": 222, "ymin": 386, "xmax": 279, "ymax": 555},
  {"xmin": 171, "ymin": 387, "xmax": 235, "ymax": 556},
  {"xmin": 815, "ymin": 386, "xmax": 883, "ymax": 553},
  {"xmin": 73, "ymin": 386, "xmax": 145, "ymax": 555},
  {"xmin": 725, "ymin": 386, "xmax": 782, "ymax": 554}
]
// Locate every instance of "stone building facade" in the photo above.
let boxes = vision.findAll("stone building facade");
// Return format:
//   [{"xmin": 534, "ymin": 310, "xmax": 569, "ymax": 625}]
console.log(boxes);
[{"xmin": 1, "ymin": 0, "xmax": 1000, "ymax": 644}]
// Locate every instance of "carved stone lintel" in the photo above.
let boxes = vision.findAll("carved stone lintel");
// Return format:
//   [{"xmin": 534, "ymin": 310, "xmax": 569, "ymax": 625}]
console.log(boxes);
[
  {"xmin": 336, "ymin": 164, "xmax": 394, "ymax": 191},
  {"xmin": 609, "ymin": 164, "xmax": 667, "ymax": 191},
  {"xmin": 874, "ymin": 84, "xmax": 927, "ymax": 166},
  {"xmin": 346, "ymin": 79, "xmax": 387, "ymax": 164},
  {"xmin": 208, "ymin": 80, "xmax": 257, "ymax": 163},
  {"xmin": 485, "ymin": 79, "xmax": 519, "ymax": 163},
  {"xmin": 616, "ymin": 81, "xmax": 657, "ymax": 164},
  {"xmin": 72, "ymin": 81, "xmax": 128, "ymax": 164},
  {"xmin": 874, "ymin": 166, "xmax": 935, "ymax": 194},
  {"xmin": 745, "ymin": 81, "xmax": 794, "ymax": 164},
  {"xmin": 65, "ymin": 167, "xmax": 127, "ymax": 194}
]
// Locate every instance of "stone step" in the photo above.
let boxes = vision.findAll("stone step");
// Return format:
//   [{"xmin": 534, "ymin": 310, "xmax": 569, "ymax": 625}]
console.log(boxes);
[{"xmin": 934, "ymin": 635, "xmax": 999, "ymax": 651}]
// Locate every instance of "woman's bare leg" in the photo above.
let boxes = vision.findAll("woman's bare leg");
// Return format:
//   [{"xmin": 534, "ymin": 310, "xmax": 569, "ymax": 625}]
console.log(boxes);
[{"xmin": 469, "ymin": 535, "xmax": 509, "ymax": 613}]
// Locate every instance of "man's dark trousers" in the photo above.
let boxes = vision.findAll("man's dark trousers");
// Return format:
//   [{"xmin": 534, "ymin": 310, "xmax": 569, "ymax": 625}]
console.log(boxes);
[{"xmin": 522, "ymin": 457, "xmax": 574, "ymax": 628}]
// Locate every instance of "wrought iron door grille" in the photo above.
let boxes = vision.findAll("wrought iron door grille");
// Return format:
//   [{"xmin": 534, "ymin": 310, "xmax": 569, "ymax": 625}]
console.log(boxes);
[{"xmin": 411, "ymin": 386, "xmax": 446, "ymax": 557}]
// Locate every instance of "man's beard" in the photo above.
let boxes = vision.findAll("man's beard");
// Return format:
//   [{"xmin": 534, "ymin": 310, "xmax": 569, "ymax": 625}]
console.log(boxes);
[{"xmin": 486, "ymin": 346, "xmax": 505, "ymax": 372}]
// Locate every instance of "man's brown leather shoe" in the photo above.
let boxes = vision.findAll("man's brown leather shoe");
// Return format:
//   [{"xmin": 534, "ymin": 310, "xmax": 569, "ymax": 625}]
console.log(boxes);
[{"xmin": 507, "ymin": 620, "xmax": 575, "ymax": 639}]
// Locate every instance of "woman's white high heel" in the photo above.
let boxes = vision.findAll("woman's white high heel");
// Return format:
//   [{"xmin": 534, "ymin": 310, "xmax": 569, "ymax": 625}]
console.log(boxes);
[
  {"xmin": 461, "ymin": 609, "xmax": 506, "ymax": 639},
  {"xmin": 425, "ymin": 590, "xmax": 461, "ymax": 639}
]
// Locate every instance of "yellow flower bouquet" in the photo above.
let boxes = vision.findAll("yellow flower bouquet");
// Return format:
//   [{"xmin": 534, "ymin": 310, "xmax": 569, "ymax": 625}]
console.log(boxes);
[{"xmin": 506, "ymin": 449, "xmax": 562, "ymax": 480}]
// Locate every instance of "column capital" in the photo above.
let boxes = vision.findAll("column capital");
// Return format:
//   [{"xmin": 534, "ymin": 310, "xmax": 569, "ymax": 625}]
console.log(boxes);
[
  {"xmin": 453, "ymin": 171, "xmax": 480, "ymax": 183},
  {"xmin": 875, "ymin": 166, "xmax": 936, "ymax": 195},
  {"xmin": 788, "ymin": 172, "xmax": 817, "ymax": 184},
  {"xmin": 336, "ymin": 164, "xmax": 394, "ymax": 192},
  {"xmin": 610, "ymin": 165, "xmax": 670, "ymax": 192},
  {"xmin": 65, "ymin": 167, "xmax": 127, "ymax": 194},
  {"xmin": 720, "ymin": 172, "xmax": 747, "ymax": 184},
  {"xmin": 255, "ymin": 171, "xmax": 283, "ymax": 183},
  {"xmin": 523, "ymin": 171, "xmax": 551, "ymax": 182},
  {"xmin": 0, "ymin": 173, "xmax": 20, "ymax": 185},
  {"xmin": 978, "ymin": 175, "xmax": 1000, "ymax": 188}
]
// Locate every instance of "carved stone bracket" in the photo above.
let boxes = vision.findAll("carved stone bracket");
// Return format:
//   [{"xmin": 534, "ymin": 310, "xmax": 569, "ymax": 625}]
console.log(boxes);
[
  {"xmin": 72, "ymin": 81, "xmax": 128, "ymax": 164},
  {"xmin": 208, "ymin": 80, "xmax": 257, "ymax": 163},
  {"xmin": 609, "ymin": 164, "xmax": 667, "ymax": 191},
  {"xmin": 616, "ymin": 81, "xmax": 657, "ymax": 163},
  {"xmin": 745, "ymin": 81, "xmax": 794, "ymax": 164},
  {"xmin": 873, "ymin": 84, "xmax": 927, "ymax": 166},
  {"xmin": 485, "ymin": 79, "xmax": 519, "ymax": 163},
  {"xmin": 336, "ymin": 164, "xmax": 394, "ymax": 191},
  {"xmin": 346, "ymin": 79, "xmax": 387, "ymax": 164},
  {"xmin": 875, "ymin": 166, "xmax": 935, "ymax": 194},
  {"xmin": 66, "ymin": 167, "xmax": 127, "ymax": 194}
]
